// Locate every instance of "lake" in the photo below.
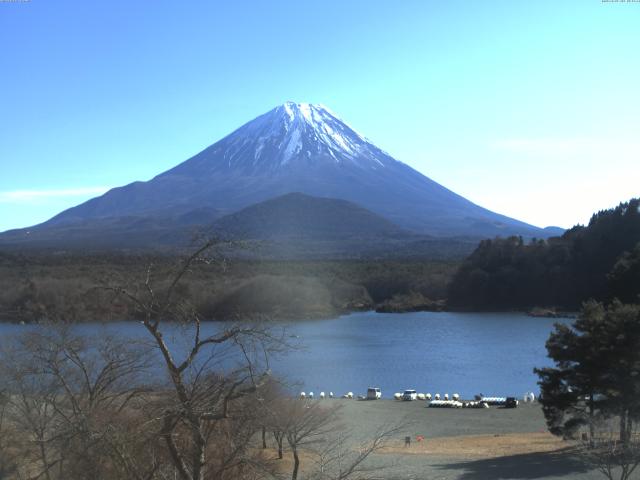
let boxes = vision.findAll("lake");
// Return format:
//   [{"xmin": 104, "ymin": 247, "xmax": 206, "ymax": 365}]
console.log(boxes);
[
  {"xmin": 277, "ymin": 311, "xmax": 569, "ymax": 399},
  {"xmin": 0, "ymin": 311, "xmax": 569, "ymax": 399}
]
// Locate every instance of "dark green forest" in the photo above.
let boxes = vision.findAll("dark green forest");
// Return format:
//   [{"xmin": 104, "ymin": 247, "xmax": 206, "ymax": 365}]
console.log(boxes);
[
  {"xmin": 0, "ymin": 253, "xmax": 456, "ymax": 323},
  {"xmin": 447, "ymin": 198, "xmax": 640, "ymax": 310}
]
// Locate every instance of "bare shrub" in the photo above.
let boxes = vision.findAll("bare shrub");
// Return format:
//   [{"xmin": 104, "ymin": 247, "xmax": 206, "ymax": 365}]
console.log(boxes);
[{"xmin": 579, "ymin": 416, "xmax": 640, "ymax": 480}]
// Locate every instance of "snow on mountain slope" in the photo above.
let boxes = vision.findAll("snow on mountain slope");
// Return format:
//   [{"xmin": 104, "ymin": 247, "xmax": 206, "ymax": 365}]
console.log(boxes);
[{"xmin": 164, "ymin": 102, "xmax": 391, "ymax": 175}]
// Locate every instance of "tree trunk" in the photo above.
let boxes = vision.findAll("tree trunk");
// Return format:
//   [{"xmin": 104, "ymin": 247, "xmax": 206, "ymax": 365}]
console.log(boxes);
[
  {"xmin": 191, "ymin": 425, "xmax": 207, "ymax": 480},
  {"xmin": 620, "ymin": 411, "xmax": 627, "ymax": 445},
  {"xmin": 589, "ymin": 393, "xmax": 595, "ymax": 447},
  {"xmin": 291, "ymin": 448, "xmax": 300, "ymax": 480},
  {"xmin": 38, "ymin": 436, "xmax": 53, "ymax": 480},
  {"xmin": 273, "ymin": 431, "xmax": 283, "ymax": 459},
  {"xmin": 262, "ymin": 426, "xmax": 267, "ymax": 449}
]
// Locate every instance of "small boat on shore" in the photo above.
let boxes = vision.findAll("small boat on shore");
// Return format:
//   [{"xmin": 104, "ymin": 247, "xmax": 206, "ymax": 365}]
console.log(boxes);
[{"xmin": 428, "ymin": 400, "xmax": 463, "ymax": 408}]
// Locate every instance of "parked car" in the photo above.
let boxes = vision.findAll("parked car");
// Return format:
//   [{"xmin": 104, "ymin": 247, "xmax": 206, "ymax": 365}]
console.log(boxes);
[
  {"xmin": 505, "ymin": 397, "xmax": 519, "ymax": 408},
  {"xmin": 402, "ymin": 389, "xmax": 417, "ymax": 401},
  {"xmin": 367, "ymin": 387, "xmax": 381, "ymax": 400}
]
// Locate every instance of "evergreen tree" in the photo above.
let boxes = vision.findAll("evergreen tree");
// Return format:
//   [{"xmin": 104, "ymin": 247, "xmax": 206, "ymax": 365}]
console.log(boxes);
[
  {"xmin": 448, "ymin": 198, "xmax": 640, "ymax": 310},
  {"xmin": 608, "ymin": 242, "xmax": 640, "ymax": 304},
  {"xmin": 535, "ymin": 301, "xmax": 640, "ymax": 443}
]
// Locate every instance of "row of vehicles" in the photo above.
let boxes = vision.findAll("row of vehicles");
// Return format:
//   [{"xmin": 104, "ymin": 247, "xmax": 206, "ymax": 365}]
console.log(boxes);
[
  {"xmin": 366, "ymin": 387, "xmax": 416, "ymax": 401},
  {"xmin": 367, "ymin": 387, "xmax": 520, "ymax": 407}
]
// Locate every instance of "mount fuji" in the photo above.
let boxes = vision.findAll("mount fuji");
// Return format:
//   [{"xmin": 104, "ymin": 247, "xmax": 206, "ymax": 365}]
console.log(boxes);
[{"xmin": 0, "ymin": 102, "xmax": 562, "ymax": 252}]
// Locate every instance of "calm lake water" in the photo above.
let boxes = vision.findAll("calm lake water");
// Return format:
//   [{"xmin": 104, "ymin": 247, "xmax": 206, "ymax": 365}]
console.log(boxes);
[
  {"xmin": 0, "ymin": 311, "xmax": 570, "ymax": 399},
  {"xmin": 277, "ymin": 311, "xmax": 570, "ymax": 399}
]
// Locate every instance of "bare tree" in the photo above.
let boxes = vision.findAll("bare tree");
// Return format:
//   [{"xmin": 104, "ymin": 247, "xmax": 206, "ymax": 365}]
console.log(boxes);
[
  {"xmin": 259, "ymin": 381, "xmax": 293, "ymax": 456},
  {"xmin": 0, "ymin": 389, "xmax": 18, "ymax": 479},
  {"xmin": 252, "ymin": 378, "xmax": 290, "ymax": 460},
  {"xmin": 265, "ymin": 397, "xmax": 403, "ymax": 480},
  {"xmin": 579, "ymin": 416, "xmax": 640, "ymax": 480},
  {"xmin": 0, "ymin": 240, "xmax": 287, "ymax": 480},
  {"xmin": 276, "ymin": 399, "xmax": 341, "ymax": 480},
  {"xmin": 106, "ymin": 240, "xmax": 287, "ymax": 480},
  {"xmin": 0, "ymin": 327, "xmax": 156, "ymax": 480},
  {"xmin": 308, "ymin": 423, "xmax": 403, "ymax": 480}
]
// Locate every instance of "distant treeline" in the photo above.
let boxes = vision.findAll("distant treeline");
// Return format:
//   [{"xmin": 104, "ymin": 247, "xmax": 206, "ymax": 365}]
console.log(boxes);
[
  {"xmin": 447, "ymin": 198, "xmax": 640, "ymax": 310},
  {"xmin": 0, "ymin": 253, "xmax": 457, "ymax": 323}
]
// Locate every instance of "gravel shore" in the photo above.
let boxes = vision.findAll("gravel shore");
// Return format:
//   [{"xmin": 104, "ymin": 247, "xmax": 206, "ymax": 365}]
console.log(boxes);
[
  {"xmin": 337, "ymin": 398, "xmax": 549, "ymax": 439},
  {"xmin": 327, "ymin": 399, "xmax": 604, "ymax": 480}
]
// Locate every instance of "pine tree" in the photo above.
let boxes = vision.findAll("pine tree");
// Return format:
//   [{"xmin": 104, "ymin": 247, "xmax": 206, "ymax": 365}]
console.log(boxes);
[{"xmin": 535, "ymin": 300, "xmax": 640, "ymax": 443}]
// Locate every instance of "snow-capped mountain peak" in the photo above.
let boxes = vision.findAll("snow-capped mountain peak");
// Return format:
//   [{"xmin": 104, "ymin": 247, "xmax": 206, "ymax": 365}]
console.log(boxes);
[
  {"xmin": 195, "ymin": 102, "xmax": 390, "ymax": 171},
  {"xmin": 280, "ymin": 102, "xmax": 369, "ymax": 158}
]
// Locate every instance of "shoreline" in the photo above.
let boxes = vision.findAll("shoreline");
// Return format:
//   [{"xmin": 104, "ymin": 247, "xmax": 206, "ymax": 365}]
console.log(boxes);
[{"xmin": 0, "ymin": 307, "xmax": 577, "ymax": 325}]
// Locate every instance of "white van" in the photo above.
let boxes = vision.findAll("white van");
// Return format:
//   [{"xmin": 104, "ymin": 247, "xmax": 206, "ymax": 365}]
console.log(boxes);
[
  {"xmin": 367, "ymin": 387, "xmax": 381, "ymax": 400},
  {"xmin": 402, "ymin": 389, "xmax": 417, "ymax": 401}
]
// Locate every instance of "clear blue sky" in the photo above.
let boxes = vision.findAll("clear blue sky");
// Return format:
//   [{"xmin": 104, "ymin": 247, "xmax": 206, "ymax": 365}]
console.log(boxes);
[{"xmin": 1, "ymin": 0, "xmax": 639, "ymax": 232}]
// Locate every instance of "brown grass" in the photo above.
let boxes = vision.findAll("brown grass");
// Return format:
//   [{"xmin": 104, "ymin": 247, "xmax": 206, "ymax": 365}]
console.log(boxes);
[{"xmin": 380, "ymin": 432, "xmax": 572, "ymax": 460}]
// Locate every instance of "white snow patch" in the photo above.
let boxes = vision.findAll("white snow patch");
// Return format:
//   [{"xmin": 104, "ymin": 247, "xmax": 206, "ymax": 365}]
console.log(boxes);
[
  {"xmin": 298, "ymin": 103, "xmax": 313, "ymax": 124},
  {"xmin": 281, "ymin": 103, "xmax": 363, "ymax": 158},
  {"xmin": 282, "ymin": 102, "xmax": 295, "ymax": 122},
  {"xmin": 313, "ymin": 104, "xmax": 369, "ymax": 143},
  {"xmin": 254, "ymin": 141, "xmax": 265, "ymax": 160},
  {"xmin": 281, "ymin": 126, "xmax": 302, "ymax": 165}
]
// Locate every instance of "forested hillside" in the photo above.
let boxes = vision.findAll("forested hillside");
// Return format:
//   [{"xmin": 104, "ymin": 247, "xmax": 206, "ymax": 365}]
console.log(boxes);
[
  {"xmin": 0, "ymin": 254, "xmax": 456, "ymax": 323},
  {"xmin": 447, "ymin": 198, "xmax": 640, "ymax": 310}
]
